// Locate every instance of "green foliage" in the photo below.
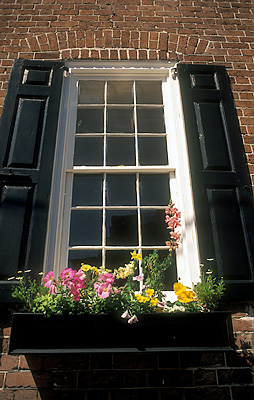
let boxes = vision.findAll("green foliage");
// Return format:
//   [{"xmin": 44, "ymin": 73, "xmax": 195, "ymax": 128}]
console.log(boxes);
[
  {"xmin": 12, "ymin": 276, "xmax": 47, "ymax": 312},
  {"xmin": 194, "ymin": 269, "xmax": 225, "ymax": 311},
  {"xmin": 142, "ymin": 250, "xmax": 172, "ymax": 301}
]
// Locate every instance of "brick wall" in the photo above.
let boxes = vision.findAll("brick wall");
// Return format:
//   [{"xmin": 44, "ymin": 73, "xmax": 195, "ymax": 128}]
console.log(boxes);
[
  {"xmin": 0, "ymin": 0, "xmax": 253, "ymax": 185},
  {"xmin": 0, "ymin": 0, "xmax": 254, "ymax": 398}
]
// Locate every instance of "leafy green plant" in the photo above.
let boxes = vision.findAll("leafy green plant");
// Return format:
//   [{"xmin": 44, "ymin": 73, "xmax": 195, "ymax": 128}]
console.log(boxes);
[
  {"xmin": 142, "ymin": 250, "xmax": 172, "ymax": 301},
  {"xmin": 194, "ymin": 269, "xmax": 225, "ymax": 311}
]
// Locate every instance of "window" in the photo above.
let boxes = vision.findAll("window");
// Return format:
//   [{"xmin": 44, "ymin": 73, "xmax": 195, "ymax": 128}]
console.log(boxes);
[
  {"xmin": 45, "ymin": 62, "xmax": 200, "ymax": 291},
  {"xmin": 1, "ymin": 60, "xmax": 253, "ymax": 302}
]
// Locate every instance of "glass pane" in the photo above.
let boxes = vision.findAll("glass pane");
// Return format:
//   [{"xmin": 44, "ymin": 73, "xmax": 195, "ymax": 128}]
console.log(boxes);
[
  {"xmin": 78, "ymin": 81, "xmax": 105, "ymax": 104},
  {"xmin": 106, "ymin": 137, "xmax": 135, "ymax": 166},
  {"xmin": 106, "ymin": 210, "xmax": 138, "ymax": 246},
  {"xmin": 105, "ymin": 250, "xmax": 133, "ymax": 269},
  {"xmin": 72, "ymin": 174, "xmax": 103, "ymax": 206},
  {"xmin": 106, "ymin": 174, "xmax": 136, "ymax": 206},
  {"xmin": 137, "ymin": 107, "xmax": 165, "ymax": 133},
  {"xmin": 138, "ymin": 136, "xmax": 168, "ymax": 165},
  {"xmin": 76, "ymin": 107, "xmax": 104, "ymax": 133},
  {"xmin": 107, "ymin": 107, "xmax": 134, "ymax": 133},
  {"xmin": 74, "ymin": 137, "xmax": 103, "ymax": 166},
  {"xmin": 107, "ymin": 81, "xmax": 133, "ymax": 104},
  {"xmin": 140, "ymin": 174, "xmax": 170, "ymax": 206},
  {"xmin": 142, "ymin": 249, "xmax": 177, "ymax": 290},
  {"xmin": 68, "ymin": 249, "xmax": 102, "ymax": 270},
  {"xmin": 69, "ymin": 210, "xmax": 102, "ymax": 246},
  {"xmin": 136, "ymin": 81, "xmax": 163, "ymax": 104},
  {"xmin": 141, "ymin": 209, "xmax": 168, "ymax": 245}
]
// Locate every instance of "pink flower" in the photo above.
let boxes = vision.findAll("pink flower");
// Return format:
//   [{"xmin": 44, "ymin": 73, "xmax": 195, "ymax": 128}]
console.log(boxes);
[
  {"xmin": 44, "ymin": 271, "xmax": 56, "ymax": 288},
  {"xmin": 76, "ymin": 268, "xmax": 86, "ymax": 281},
  {"xmin": 94, "ymin": 281, "xmax": 114, "ymax": 299},
  {"xmin": 60, "ymin": 268, "xmax": 75, "ymax": 284},
  {"xmin": 48, "ymin": 283, "xmax": 58, "ymax": 294},
  {"xmin": 98, "ymin": 272, "xmax": 114, "ymax": 284},
  {"xmin": 133, "ymin": 274, "xmax": 144, "ymax": 282},
  {"xmin": 128, "ymin": 315, "xmax": 138, "ymax": 324},
  {"xmin": 121, "ymin": 310, "xmax": 131, "ymax": 319}
]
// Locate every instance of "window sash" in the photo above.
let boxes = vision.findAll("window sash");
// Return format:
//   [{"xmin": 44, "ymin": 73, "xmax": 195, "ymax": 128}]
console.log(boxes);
[{"xmin": 45, "ymin": 62, "xmax": 200, "ymax": 292}]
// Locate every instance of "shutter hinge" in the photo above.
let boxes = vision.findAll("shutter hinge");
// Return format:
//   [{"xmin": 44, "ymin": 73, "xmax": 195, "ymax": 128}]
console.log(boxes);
[
  {"xmin": 171, "ymin": 68, "xmax": 178, "ymax": 80},
  {"xmin": 62, "ymin": 67, "xmax": 69, "ymax": 78}
]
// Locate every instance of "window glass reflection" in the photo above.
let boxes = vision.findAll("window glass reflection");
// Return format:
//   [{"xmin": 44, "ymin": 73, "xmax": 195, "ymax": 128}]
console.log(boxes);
[
  {"xmin": 78, "ymin": 81, "xmax": 105, "ymax": 104},
  {"xmin": 68, "ymin": 249, "xmax": 102, "ymax": 270},
  {"xmin": 136, "ymin": 81, "xmax": 163, "ymax": 104},
  {"xmin": 141, "ymin": 209, "xmax": 168, "ymax": 245},
  {"xmin": 106, "ymin": 174, "xmax": 136, "ymax": 206},
  {"xmin": 76, "ymin": 107, "xmax": 104, "ymax": 133},
  {"xmin": 72, "ymin": 174, "xmax": 103, "ymax": 206},
  {"xmin": 140, "ymin": 174, "xmax": 170, "ymax": 206},
  {"xmin": 106, "ymin": 210, "xmax": 138, "ymax": 246},
  {"xmin": 107, "ymin": 81, "xmax": 133, "ymax": 104},
  {"xmin": 138, "ymin": 136, "xmax": 168, "ymax": 165},
  {"xmin": 106, "ymin": 136, "xmax": 135, "ymax": 166},
  {"xmin": 73, "ymin": 137, "xmax": 104, "ymax": 166},
  {"xmin": 69, "ymin": 210, "xmax": 102, "ymax": 246},
  {"xmin": 107, "ymin": 107, "xmax": 134, "ymax": 133},
  {"xmin": 137, "ymin": 107, "xmax": 165, "ymax": 133}
]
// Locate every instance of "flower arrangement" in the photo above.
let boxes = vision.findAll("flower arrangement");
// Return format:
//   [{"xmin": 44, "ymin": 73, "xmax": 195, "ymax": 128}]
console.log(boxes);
[{"xmin": 10, "ymin": 202, "xmax": 225, "ymax": 323}]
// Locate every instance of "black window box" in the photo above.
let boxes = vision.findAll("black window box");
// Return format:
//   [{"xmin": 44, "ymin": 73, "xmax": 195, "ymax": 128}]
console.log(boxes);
[{"xmin": 8, "ymin": 311, "xmax": 235, "ymax": 354}]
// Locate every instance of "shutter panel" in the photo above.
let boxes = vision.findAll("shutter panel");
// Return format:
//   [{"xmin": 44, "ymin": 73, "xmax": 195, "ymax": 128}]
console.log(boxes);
[
  {"xmin": 177, "ymin": 63, "xmax": 254, "ymax": 300},
  {"xmin": 0, "ymin": 59, "xmax": 64, "ymax": 301}
]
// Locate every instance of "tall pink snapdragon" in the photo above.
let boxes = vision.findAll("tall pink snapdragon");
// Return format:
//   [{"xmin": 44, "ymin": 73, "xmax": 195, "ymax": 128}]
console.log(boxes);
[{"xmin": 165, "ymin": 202, "xmax": 181, "ymax": 252}]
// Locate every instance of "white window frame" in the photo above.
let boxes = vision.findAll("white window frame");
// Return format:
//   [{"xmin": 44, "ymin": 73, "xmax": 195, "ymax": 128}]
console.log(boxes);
[{"xmin": 44, "ymin": 61, "xmax": 201, "ymax": 292}]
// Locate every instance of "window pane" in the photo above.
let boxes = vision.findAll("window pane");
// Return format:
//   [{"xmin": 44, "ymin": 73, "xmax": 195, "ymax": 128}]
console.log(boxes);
[
  {"xmin": 137, "ymin": 107, "xmax": 165, "ymax": 133},
  {"xmin": 141, "ymin": 209, "xmax": 168, "ymax": 245},
  {"xmin": 140, "ymin": 174, "xmax": 170, "ymax": 206},
  {"xmin": 72, "ymin": 174, "xmax": 103, "ymax": 206},
  {"xmin": 106, "ymin": 137, "xmax": 135, "ymax": 166},
  {"xmin": 107, "ymin": 107, "xmax": 134, "ymax": 133},
  {"xmin": 106, "ymin": 210, "xmax": 138, "ymax": 246},
  {"xmin": 69, "ymin": 210, "xmax": 102, "ymax": 246},
  {"xmin": 106, "ymin": 174, "xmax": 136, "ymax": 206},
  {"xmin": 136, "ymin": 81, "xmax": 163, "ymax": 104},
  {"xmin": 78, "ymin": 81, "xmax": 105, "ymax": 104},
  {"xmin": 105, "ymin": 250, "xmax": 133, "ymax": 269},
  {"xmin": 74, "ymin": 137, "xmax": 104, "ymax": 166},
  {"xmin": 138, "ymin": 136, "xmax": 168, "ymax": 165},
  {"xmin": 76, "ymin": 107, "xmax": 104, "ymax": 133},
  {"xmin": 107, "ymin": 81, "xmax": 133, "ymax": 104},
  {"xmin": 68, "ymin": 249, "xmax": 102, "ymax": 270}
]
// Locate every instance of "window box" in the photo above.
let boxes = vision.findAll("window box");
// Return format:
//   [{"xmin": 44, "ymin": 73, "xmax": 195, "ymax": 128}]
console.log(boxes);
[{"xmin": 8, "ymin": 311, "xmax": 234, "ymax": 354}]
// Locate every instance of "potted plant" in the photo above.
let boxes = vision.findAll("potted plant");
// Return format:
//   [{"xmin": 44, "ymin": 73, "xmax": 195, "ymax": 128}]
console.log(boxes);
[{"xmin": 8, "ymin": 203, "xmax": 234, "ymax": 354}]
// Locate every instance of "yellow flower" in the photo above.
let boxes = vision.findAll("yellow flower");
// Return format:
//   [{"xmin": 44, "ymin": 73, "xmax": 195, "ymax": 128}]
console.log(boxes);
[
  {"xmin": 173, "ymin": 281, "xmax": 196, "ymax": 303},
  {"xmin": 150, "ymin": 297, "xmax": 158, "ymax": 307},
  {"xmin": 173, "ymin": 282, "xmax": 185, "ymax": 293},
  {"xmin": 130, "ymin": 251, "xmax": 142, "ymax": 261},
  {"xmin": 142, "ymin": 296, "xmax": 150, "ymax": 303},
  {"xmin": 81, "ymin": 264, "xmax": 92, "ymax": 272},
  {"xmin": 145, "ymin": 288, "xmax": 154, "ymax": 297},
  {"xmin": 135, "ymin": 294, "xmax": 142, "ymax": 302}
]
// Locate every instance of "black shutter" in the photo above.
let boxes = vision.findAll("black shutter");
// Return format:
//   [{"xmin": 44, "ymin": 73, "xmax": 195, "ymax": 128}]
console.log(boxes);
[
  {"xmin": 178, "ymin": 63, "xmax": 254, "ymax": 300},
  {"xmin": 0, "ymin": 59, "xmax": 64, "ymax": 301}
]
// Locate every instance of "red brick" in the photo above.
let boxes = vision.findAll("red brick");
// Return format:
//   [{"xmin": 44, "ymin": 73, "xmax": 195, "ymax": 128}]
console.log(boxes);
[
  {"xmin": 5, "ymin": 372, "xmax": 36, "ymax": 388},
  {"xmin": 0, "ymin": 355, "xmax": 19, "ymax": 371}
]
